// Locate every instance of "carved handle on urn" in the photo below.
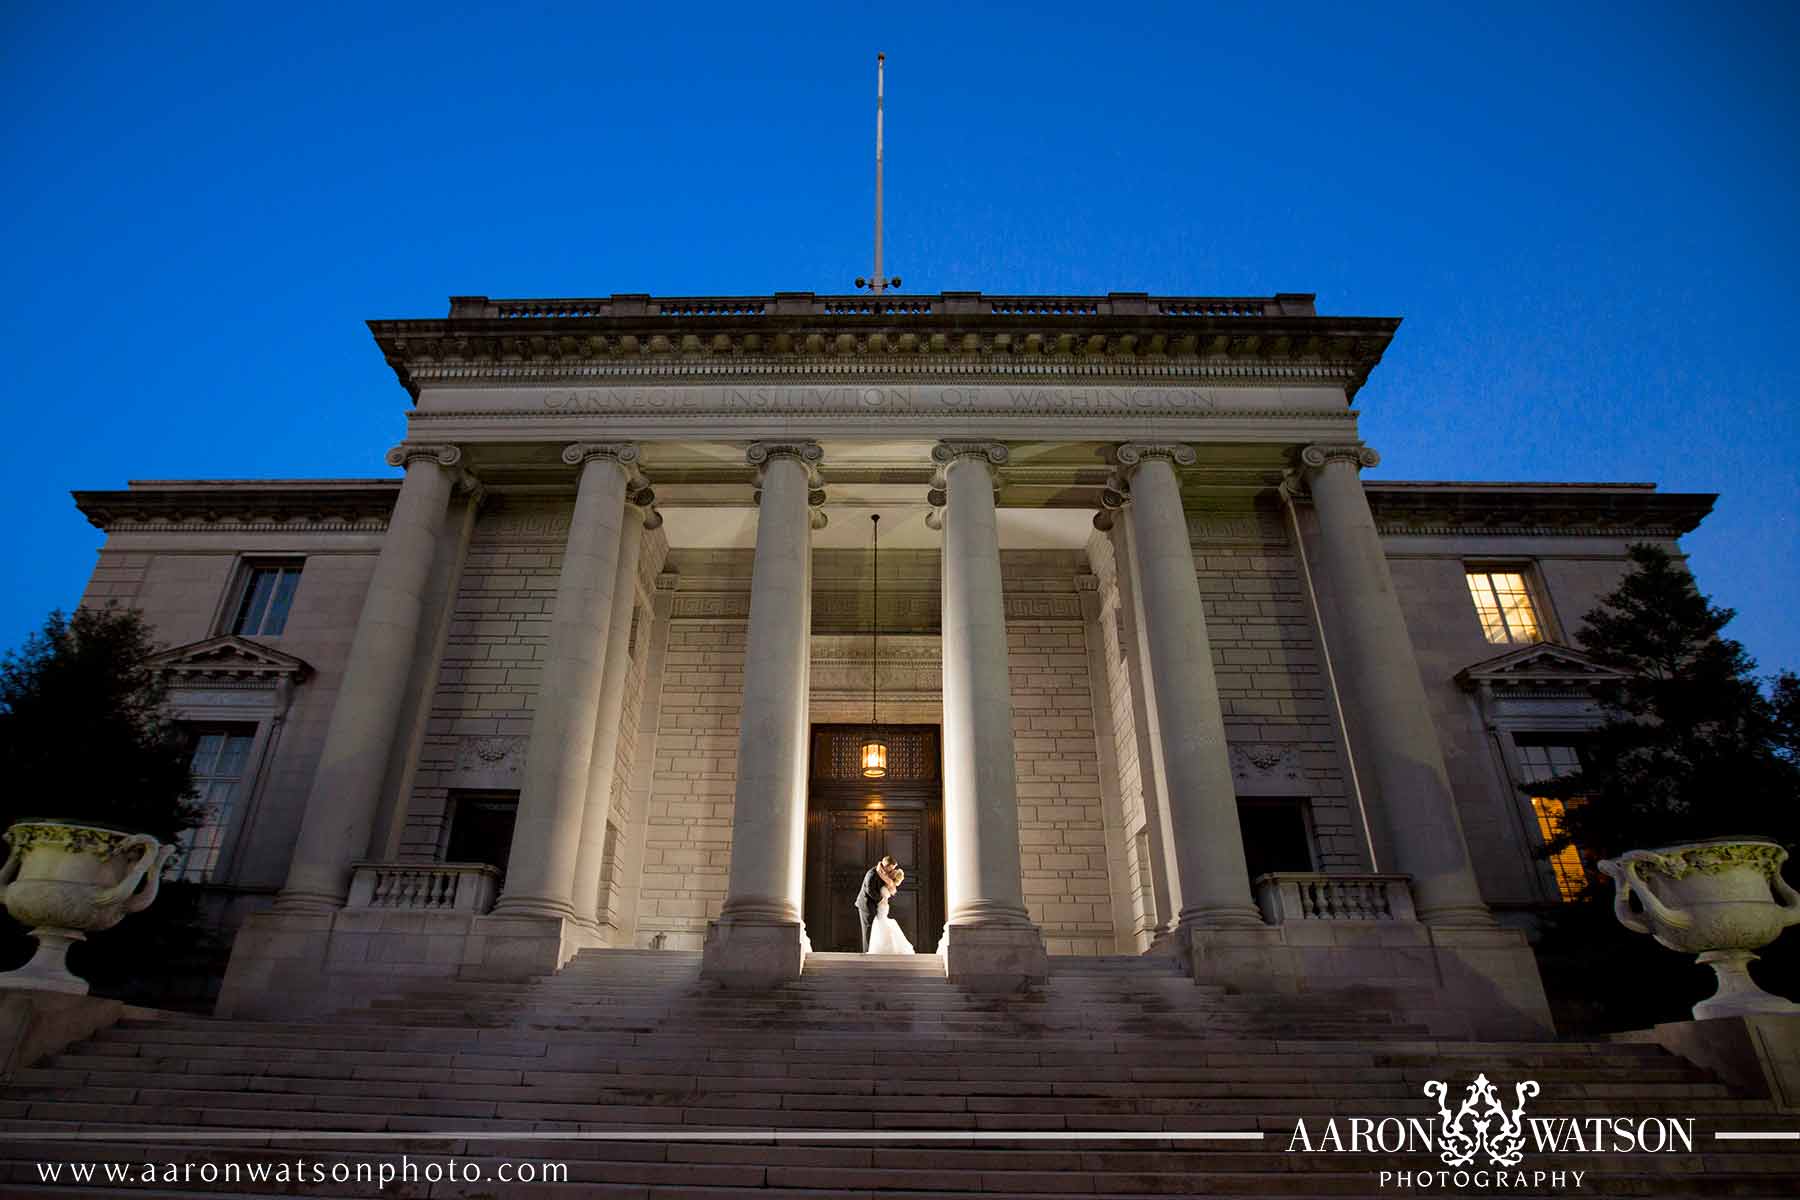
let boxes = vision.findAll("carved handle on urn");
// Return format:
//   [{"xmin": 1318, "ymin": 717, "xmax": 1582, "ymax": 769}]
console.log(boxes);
[
  {"xmin": 1598, "ymin": 852, "xmax": 1692, "ymax": 935},
  {"xmin": 1770, "ymin": 848, "xmax": 1800, "ymax": 927},
  {"xmin": 93, "ymin": 835, "xmax": 175, "ymax": 914},
  {"xmin": 0, "ymin": 841, "xmax": 20, "ymax": 902}
]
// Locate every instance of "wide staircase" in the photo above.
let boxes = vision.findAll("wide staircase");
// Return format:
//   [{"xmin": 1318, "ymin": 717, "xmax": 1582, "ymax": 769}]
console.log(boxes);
[{"xmin": 1, "ymin": 950, "xmax": 1794, "ymax": 1197}]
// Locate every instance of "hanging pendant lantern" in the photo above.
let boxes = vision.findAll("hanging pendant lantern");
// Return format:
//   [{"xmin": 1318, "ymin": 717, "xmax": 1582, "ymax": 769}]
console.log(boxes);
[
  {"xmin": 860, "ymin": 736, "xmax": 888, "ymax": 779},
  {"xmin": 860, "ymin": 513, "xmax": 888, "ymax": 779}
]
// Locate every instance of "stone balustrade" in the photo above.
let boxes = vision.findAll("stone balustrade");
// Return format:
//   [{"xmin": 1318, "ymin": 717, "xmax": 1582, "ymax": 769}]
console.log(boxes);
[
  {"xmin": 345, "ymin": 862, "xmax": 500, "ymax": 914},
  {"xmin": 1252, "ymin": 873, "xmax": 1418, "ymax": 924},
  {"xmin": 445, "ymin": 291, "xmax": 1316, "ymax": 321}
]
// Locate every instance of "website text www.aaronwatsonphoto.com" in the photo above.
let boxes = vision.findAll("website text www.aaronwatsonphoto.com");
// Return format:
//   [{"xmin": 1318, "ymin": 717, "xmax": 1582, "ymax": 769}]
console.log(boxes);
[{"xmin": 34, "ymin": 1155, "xmax": 568, "ymax": 1190}]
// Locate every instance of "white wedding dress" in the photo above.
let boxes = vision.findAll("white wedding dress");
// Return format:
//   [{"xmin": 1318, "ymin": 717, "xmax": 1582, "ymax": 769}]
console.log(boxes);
[{"xmin": 865, "ymin": 897, "xmax": 914, "ymax": 955}]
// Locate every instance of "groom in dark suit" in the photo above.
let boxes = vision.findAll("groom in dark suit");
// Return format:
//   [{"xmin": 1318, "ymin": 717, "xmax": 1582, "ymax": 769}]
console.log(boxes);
[{"xmin": 854, "ymin": 856, "xmax": 898, "ymax": 952}]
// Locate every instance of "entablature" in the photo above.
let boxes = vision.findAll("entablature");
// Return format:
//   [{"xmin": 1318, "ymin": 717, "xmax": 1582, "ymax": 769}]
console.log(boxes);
[
  {"xmin": 73, "ymin": 480, "xmax": 402, "ymax": 533},
  {"xmin": 1366, "ymin": 482, "xmax": 1714, "ymax": 537},
  {"xmin": 369, "ymin": 291, "xmax": 1398, "ymax": 402}
]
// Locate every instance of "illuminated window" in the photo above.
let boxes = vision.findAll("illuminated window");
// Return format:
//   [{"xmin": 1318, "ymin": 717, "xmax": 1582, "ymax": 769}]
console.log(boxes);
[
  {"xmin": 175, "ymin": 725, "xmax": 257, "ymax": 881},
  {"xmin": 228, "ymin": 562, "xmax": 303, "ymax": 637},
  {"xmin": 1517, "ymin": 740, "xmax": 1586, "ymax": 901},
  {"xmin": 1466, "ymin": 570, "xmax": 1542, "ymax": 645}
]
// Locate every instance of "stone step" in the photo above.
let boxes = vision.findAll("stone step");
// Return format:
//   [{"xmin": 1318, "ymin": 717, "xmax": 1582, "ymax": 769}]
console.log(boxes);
[
  {"xmin": 9, "ymin": 942, "xmax": 1793, "ymax": 1198},
  {"xmin": 64, "ymin": 1025, "xmax": 1692, "ymax": 1059},
  {"xmin": 63, "ymin": 1031, "xmax": 1695, "ymax": 1071}
]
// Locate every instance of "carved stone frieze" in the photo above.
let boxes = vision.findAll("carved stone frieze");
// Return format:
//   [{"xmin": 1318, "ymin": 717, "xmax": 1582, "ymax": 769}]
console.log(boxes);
[
  {"xmin": 809, "ymin": 635, "xmax": 944, "ymax": 704},
  {"xmin": 451, "ymin": 735, "xmax": 528, "ymax": 787},
  {"xmin": 473, "ymin": 503, "xmax": 574, "ymax": 544},
  {"xmin": 1188, "ymin": 512, "xmax": 1288, "ymax": 542},
  {"xmin": 1230, "ymin": 743, "xmax": 1304, "ymax": 796}
]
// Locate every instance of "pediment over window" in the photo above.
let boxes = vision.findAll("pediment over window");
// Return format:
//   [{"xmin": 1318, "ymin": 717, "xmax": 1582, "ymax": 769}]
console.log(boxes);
[
  {"xmin": 147, "ymin": 636, "xmax": 313, "ymax": 683},
  {"xmin": 1455, "ymin": 642, "xmax": 1625, "ymax": 693}
]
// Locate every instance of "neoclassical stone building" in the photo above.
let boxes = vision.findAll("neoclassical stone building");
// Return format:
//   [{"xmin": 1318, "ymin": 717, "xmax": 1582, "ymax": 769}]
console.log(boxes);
[{"xmin": 71, "ymin": 291, "xmax": 1712, "ymax": 1037}]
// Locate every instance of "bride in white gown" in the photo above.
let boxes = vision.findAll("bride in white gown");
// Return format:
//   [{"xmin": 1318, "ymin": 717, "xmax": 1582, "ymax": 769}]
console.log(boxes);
[{"xmin": 866, "ymin": 867, "xmax": 915, "ymax": 955}]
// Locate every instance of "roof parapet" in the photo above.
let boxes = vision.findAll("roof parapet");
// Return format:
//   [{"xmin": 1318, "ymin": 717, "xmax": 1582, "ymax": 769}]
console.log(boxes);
[{"xmin": 444, "ymin": 291, "xmax": 1319, "ymax": 320}]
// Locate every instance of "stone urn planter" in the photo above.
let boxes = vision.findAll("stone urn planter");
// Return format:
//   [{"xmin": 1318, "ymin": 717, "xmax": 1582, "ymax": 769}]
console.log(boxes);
[
  {"xmin": 1598, "ymin": 837, "xmax": 1800, "ymax": 1020},
  {"xmin": 0, "ymin": 820, "xmax": 175, "ymax": 995}
]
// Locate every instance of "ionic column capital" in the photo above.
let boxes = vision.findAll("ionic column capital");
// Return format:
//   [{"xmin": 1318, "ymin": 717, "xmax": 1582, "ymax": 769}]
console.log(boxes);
[
  {"xmin": 1091, "ymin": 483, "xmax": 1129, "ymax": 533},
  {"xmin": 561, "ymin": 442, "xmax": 640, "ymax": 468},
  {"xmin": 746, "ymin": 440, "xmax": 824, "ymax": 486},
  {"xmin": 1300, "ymin": 443, "xmax": 1381, "ymax": 473},
  {"xmin": 1115, "ymin": 442, "xmax": 1196, "ymax": 471},
  {"xmin": 929, "ymin": 443, "xmax": 1008, "ymax": 516},
  {"xmin": 626, "ymin": 483, "xmax": 664, "ymax": 531},
  {"xmin": 931, "ymin": 440, "xmax": 1009, "ymax": 468},
  {"xmin": 385, "ymin": 443, "xmax": 463, "ymax": 469}
]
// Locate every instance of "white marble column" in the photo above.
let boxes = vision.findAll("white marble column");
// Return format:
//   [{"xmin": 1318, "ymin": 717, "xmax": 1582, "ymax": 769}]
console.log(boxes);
[
  {"xmin": 1101, "ymin": 515, "xmax": 1182, "ymax": 938},
  {"xmin": 493, "ymin": 443, "xmax": 636, "ymax": 921},
  {"xmin": 1300, "ymin": 444, "xmax": 1493, "ymax": 926},
  {"xmin": 929, "ymin": 441, "xmax": 1046, "ymax": 988},
  {"xmin": 278, "ymin": 444, "xmax": 462, "ymax": 912},
  {"xmin": 569, "ymin": 489, "xmax": 659, "ymax": 929},
  {"xmin": 1113, "ymin": 443, "xmax": 1264, "ymax": 929},
  {"xmin": 701, "ymin": 442, "xmax": 823, "ymax": 986}
]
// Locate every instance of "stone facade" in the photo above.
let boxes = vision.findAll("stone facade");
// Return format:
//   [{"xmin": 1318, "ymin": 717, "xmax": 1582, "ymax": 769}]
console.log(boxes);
[{"xmin": 65, "ymin": 291, "xmax": 1714, "ymax": 1035}]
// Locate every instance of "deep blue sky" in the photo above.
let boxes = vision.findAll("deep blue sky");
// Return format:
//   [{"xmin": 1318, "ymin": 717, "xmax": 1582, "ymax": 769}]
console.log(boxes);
[{"xmin": 2, "ymin": 3, "xmax": 1796, "ymax": 675}]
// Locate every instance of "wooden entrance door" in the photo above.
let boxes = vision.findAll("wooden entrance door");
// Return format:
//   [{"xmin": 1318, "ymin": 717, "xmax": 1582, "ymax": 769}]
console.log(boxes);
[{"xmin": 804, "ymin": 725, "xmax": 944, "ymax": 953}]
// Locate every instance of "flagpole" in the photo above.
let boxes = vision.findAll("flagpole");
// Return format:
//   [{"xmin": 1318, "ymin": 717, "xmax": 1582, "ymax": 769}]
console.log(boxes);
[{"xmin": 873, "ymin": 53, "xmax": 885, "ymax": 294}]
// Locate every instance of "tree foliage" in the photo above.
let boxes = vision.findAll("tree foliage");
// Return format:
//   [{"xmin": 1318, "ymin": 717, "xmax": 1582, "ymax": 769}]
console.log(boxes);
[
  {"xmin": 0, "ymin": 606, "xmax": 223, "ymax": 1009},
  {"xmin": 0, "ymin": 605, "xmax": 199, "ymax": 841},
  {"xmin": 1528, "ymin": 544, "xmax": 1800, "ymax": 1032},
  {"xmin": 1534, "ymin": 543, "xmax": 1800, "ymax": 862}
]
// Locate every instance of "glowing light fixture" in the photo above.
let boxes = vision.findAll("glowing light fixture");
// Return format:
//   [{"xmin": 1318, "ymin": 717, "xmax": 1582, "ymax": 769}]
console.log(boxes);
[{"xmin": 860, "ymin": 513, "xmax": 888, "ymax": 778}]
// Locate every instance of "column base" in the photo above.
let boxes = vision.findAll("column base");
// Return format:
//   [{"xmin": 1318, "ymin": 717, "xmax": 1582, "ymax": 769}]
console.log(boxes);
[
  {"xmin": 939, "ymin": 923, "xmax": 1048, "ymax": 993},
  {"xmin": 700, "ymin": 919, "xmax": 806, "ymax": 989},
  {"xmin": 1417, "ymin": 903, "xmax": 1500, "ymax": 928},
  {"xmin": 1176, "ymin": 905, "xmax": 1267, "ymax": 931}
]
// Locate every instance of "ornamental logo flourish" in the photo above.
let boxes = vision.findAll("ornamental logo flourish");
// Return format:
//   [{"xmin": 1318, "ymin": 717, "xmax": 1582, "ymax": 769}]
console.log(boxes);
[{"xmin": 1422, "ymin": 1073, "xmax": 1541, "ymax": 1168}]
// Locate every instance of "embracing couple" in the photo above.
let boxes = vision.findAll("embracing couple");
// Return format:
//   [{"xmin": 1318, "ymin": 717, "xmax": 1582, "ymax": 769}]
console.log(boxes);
[{"xmin": 853, "ymin": 855, "xmax": 914, "ymax": 955}]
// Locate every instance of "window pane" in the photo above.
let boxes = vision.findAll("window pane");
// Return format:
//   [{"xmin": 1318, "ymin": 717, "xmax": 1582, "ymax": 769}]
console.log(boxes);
[
  {"xmin": 1531, "ymin": 796, "xmax": 1588, "ymax": 900},
  {"xmin": 233, "ymin": 570, "xmax": 276, "ymax": 635},
  {"xmin": 177, "ymin": 724, "xmax": 257, "ymax": 883},
  {"xmin": 1490, "ymin": 573, "xmax": 1541, "ymax": 642},
  {"xmin": 189, "ymin": 733, "xmax": 224, "ymax": 776},
  {"xmin": 1519, "ymin": 742, "xmax": 1587, "ymax": 901},
  {"xmin": 263, "ymin": 568, "xmax": 301, "ymax": 635},
  {"xmin": 217, "ymin": 734, "xmax": 255, "ymax": 777},
  {"xmin": 1466, "ymin": 570, "xmax": 1542, "ymax": 645},
  {"xmin": 1516, "ymin": 741, "xmax": 1581, "ymax": 784},
  {"xmin": 1465, "ymin": 574, "xmax": 1510, "ymax": 644}
]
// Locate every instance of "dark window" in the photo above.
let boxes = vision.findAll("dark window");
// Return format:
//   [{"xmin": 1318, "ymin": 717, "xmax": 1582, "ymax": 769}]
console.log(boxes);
[
  {"xmin": 229, "ymin": 563, "xmax": 303, "ymax": 636},
  {"xmin": 444, "ymin": 790, "xmax": 519, "ymax": 883},
  {"xmin": 176, "ymin": 724, "xmax": 258, "ymax": 881},
  {"xmin": 1238, "ymin": 799, "xmax": 1315, "ymax": 883}
]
